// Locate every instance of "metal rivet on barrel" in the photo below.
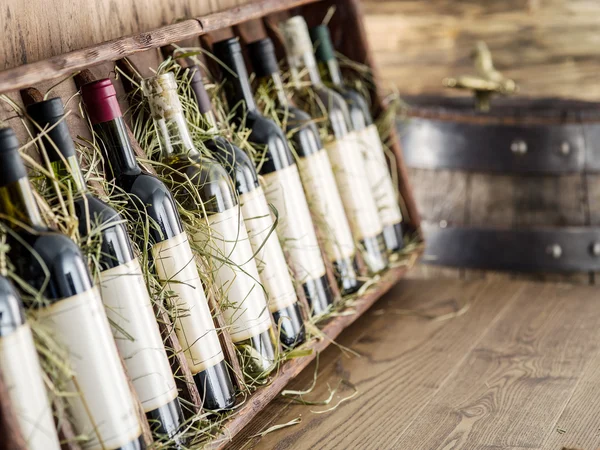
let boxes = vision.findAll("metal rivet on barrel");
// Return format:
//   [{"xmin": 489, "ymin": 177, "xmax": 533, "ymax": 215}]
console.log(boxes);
[
  {"xmin": 546, "ymin": 244, "xmax": 562, "ymax": 259},
  {"xmin": 591, "ymin": 242, "xmax": 600, "ymax": 257},
  {"xmin": 511, "ymin": 139, "xmax": 527, "ymax": 155},
  {"xmin": 560, "ymin": 142, "xmax": 571, "ymax": 156}
]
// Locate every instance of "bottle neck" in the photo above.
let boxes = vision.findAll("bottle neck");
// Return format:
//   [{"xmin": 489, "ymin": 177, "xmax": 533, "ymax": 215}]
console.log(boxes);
[
  {"xmin": 0, "ymin": 177, "xmax": 45, "ymax": 229},
  {"xmin": 258, "ymin": 72, "xmax": 290, "ymax": 108},
  {"xmin": 321, "ymin": 59, "xmax": 344, "ymax": 87},
  {"xmin": 49, "ymin": 155, "xmax": 87, "ymax": 197},
  {"xmin": 290, "ymin": 51, "xmax": 324, "ymax": 89},
  {"xmin": 219, "ymin": 49, "xmax": 258, "ymax": 116},
  {"xmin": 153, "ymin": 109, "xmax": 199, "ymax": 160},
  {"xmin": 201, "ymin": 111, "xmax": 219, "ymax": 134},
  {"xmin": 94, "ymin": 117, "xmax": 142, "ymax": 180}
]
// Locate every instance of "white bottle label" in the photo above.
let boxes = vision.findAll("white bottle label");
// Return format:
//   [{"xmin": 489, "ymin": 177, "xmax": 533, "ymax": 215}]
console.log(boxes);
[
  {"xmin": 297, "ymin": 149, "xmax": 356, "ymax": 262},
  {"xmin": 35, "ymin": 288, "xmax": 142, "ymax": 450},
  {"xmin": 326, "ymin": 132, "xmax": 384, "ymax": 241},
  {"xmin": 239, "ymin": 187, "xmax": 298, "ymax": 312},
  {"xmin": 192, "ymin": 207, "xmax": 273, "ymax": 343},
  {"xmin": 99, "ymin": 258, "xmax": 178, "ymax": 412},
  {"xmin": 262, "ymin": 164, "xmax": 327, "ymax": 282},
  {"xmin": 0, "ymin": 324, "xmax": 61, "ymax": 450},
  {"xmin": 151, "ymin": 232, "xmax": 224, "ymax": 374},
  {"xmin": 358, "ymin": 124, "xmax": 403, "ymax": 227}
]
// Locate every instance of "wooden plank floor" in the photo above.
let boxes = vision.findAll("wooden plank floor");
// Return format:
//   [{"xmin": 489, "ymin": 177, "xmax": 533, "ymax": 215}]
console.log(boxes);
[{"xmin": 225, "ymin": 278, "xmax": 600, "ymax": 450}]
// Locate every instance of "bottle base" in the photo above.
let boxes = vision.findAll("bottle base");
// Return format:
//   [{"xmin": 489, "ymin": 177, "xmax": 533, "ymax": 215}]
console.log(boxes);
[
  {"xmin": 193, "ymin": 359, "xmax": 237, "ymax": 411},
  {"xmin": 116, "ymin": 435, "xmax": 146, "ymax": 450},
  {"xmin": 360, "ymin": 233, "xmax": 389, "ymax": 275},
  {"xmin": 272, "ymin": 302, "xmax": 306, "ymax": 348},
  {"xmin": 333, "ymin": 256, "xmax": 362, "ymax": 296},
  {"xmin": 383, "ymin": 222, "xmax": 404, "ymax": 253},
  {"xmin": 146, "ymin": 398, "xmax": 185, "ymax": 443},
  {"xmin": 235, "ymin": 328, "xmax": 277, "ymax": 379},
  {"xmin": 302, "ymin": 274, "xmax": 335, "ymax": 317}
]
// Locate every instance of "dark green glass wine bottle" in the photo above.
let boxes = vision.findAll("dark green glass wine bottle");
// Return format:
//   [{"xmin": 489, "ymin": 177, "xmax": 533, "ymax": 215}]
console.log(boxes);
[
  {"xmin": 247, "ymin": 37, "xmax": 361, "ymax": 296},
  {"xmin": 310, "ymin": 24, "xmax": 404, "ymax": 253},
  {"xmin": 0, "ymin": 127, "xmax": 145, "ymax": 450},
  {"xmin": 280, "ymin": 16, "xmax": 389, "ymax": 275}
]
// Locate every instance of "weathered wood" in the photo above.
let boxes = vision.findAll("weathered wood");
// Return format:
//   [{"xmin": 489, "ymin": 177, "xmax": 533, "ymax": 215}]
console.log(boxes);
[
  {"xmin": 0, "ymin": 368, "xmax": 27, "ymax": 450},
  {"xmin": 232, "ymin": 278, "xmax": 600, "ymax": 449},
  {"xmin": 362, "ymin": 0, "xmax": 600, "ymax": 101},
  {"xmin": 0, "ymin": 0, "xmax": 323, "ymax": 93},
  {"xmin": 209, "ymin": 265, "xmax": 411, "ymax": 449},
  {"xmin": 230, "ymin": 277, "xmax": 520, "ymax": 448}
]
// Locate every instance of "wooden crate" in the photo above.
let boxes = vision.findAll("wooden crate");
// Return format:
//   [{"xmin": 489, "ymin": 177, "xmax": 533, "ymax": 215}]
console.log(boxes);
[{"xmin": 0, "ymin": 0, "xmax": 422, "ymax": 448}]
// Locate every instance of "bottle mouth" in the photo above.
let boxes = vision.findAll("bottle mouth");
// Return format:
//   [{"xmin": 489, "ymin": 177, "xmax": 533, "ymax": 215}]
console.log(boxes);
[
  {"xmin": 142, "ymin": 72, "xmax": 183, "ymax": 119},
  {"xmin": 80, "ymin": 79, "xmax": 123, "ymax": 124},
  {"xmin": 212, "ymin": 37, "xmax": 243, "ymax": 56},
  {"xmin": 26, "ymin": 97, "xmax": 76, "ymax": 160},
  {"xmin": 247, "ymin": 38, "xmax": 279, "ymax": 78},
  {"xmin": 0, "ymin": 127, "xmax": 21, "ymax": 154},
  {"xmin": 26, "ymin": 97, "xmax": 65, "ymax": 123},
  {"xmin": 142, "ymin": 72, "xmax": 178, "ymax": 95},
  {"xmin": 0, "ymin": 128, "xmax": 28, "ymax": 186},
  {"xmin": 280, "ymin": 16, "xmax": 314, "ymax": 58},
  {"xmin": 309, "ymin": 24, "xmax": 336, "ymax": 63}
]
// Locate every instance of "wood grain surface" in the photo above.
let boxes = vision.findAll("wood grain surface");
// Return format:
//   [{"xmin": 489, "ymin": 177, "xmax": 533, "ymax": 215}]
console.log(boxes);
[
  {"xmin": 228, "ymin": 277, "xmax": 600, "ymax": 450},
  {"xmin": 362, "ymin": 0, "xmax": 600, "ymax": 101}
]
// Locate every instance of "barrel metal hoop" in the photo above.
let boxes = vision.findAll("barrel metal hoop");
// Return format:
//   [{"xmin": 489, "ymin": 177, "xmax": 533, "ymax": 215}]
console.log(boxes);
[
  {"xmin": 422, "ymin": 222, "xmax": 600, "ymax": 272},
  {"xmin": 398, "ymin": 118, "xmax": 600, "ymax": 174}
]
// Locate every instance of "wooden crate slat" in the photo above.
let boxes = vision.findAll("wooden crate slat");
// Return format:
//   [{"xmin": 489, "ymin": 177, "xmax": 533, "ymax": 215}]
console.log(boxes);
[{"xmin": 0, "ymin": 0, "xmax": 323, "ymax": 94}]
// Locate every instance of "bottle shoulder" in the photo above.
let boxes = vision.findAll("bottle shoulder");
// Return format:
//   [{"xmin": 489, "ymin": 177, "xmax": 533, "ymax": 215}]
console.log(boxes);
[
  {"xmin": 205, "ymin": 137, "xmax": 259, "ymax": 195},
  {"xmin": 117, "ymin": 172, "xmax": 184, "ymax": 243},
  {"xmin": 335, "ymin": 87, "xmax": 373, "ymax": 129},
  {"xmin": 242, "ymin": 112, "xmax": 294, "ymax": 174},
  {"xmin": 11, "ymin": 229, "xmax": 93, "ymax": 300}
]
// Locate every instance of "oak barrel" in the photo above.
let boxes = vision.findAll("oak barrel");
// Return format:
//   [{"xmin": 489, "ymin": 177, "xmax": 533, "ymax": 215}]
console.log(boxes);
[{"xmin": 398, "ymin": 95, "xmax": 600, "ymax": 283}]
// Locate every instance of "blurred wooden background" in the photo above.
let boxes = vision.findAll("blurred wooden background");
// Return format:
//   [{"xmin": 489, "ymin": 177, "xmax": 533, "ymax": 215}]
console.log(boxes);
[
  {"xmin": 363, "ymin": 0, "xmax": 600, "ymax": 100},
  {"xmin": 3, "ymin": 0, "xmax": 600, "ymax": 100}
]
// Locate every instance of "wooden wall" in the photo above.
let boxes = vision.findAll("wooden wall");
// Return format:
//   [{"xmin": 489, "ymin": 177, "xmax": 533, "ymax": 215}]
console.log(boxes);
[{"xmin": 362, "ymin": 0, "xmax": 600, "ymax": 100}]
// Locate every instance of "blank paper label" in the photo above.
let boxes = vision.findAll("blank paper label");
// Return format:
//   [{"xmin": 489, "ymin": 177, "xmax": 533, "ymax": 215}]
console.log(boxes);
[
  {"xmin": 240, "ymin": 187, "xmax": 298, "ymax": 312},
  {"xmin": 262, "ymin": 164, "xmax": 327, "ymax": 282},
  {"xmin": 297, "ymin": 149, "xmax": 356, "ymax": 262},
  {"xmin": 326, "ymin": 132, "xmax": 383, "ymax": 240},
  {"xmin": 99, "ymin": 258, "xmax": 178, "ymax": 412},
  {"xmin": 36, "ymin": 288, "xmax": 142, "ymax": 450},
  {"xmin": 358, "ymin": 124, "xmax": 403, "ymax": 227},
  {"xmin": 193, "ymin": 207, "xmax": 272, "ymax": 342},
  {"xmin": 0, "ymin": 324, "xmax": 61, "ymax": 450},
  {"xmin": 152, "ymin": 232, "xmax": 224, "ymax": 374}
]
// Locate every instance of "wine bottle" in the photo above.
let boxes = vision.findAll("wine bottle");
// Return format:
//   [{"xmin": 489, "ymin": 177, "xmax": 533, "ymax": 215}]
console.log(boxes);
[
  {"xmin": 310, "ymin": 24, "xmax": 404, "ymax": 253},
  {"xmin": 26, "ymin": 98, "xmax": 184, "ymax": 439},
  {"xmin": 0, "ymin": 127, "xmax": 144, "ymax": 450},
  {"xmin": 280, "ymin": 16, "xmax": 389, "ymax": 275},
  {"xmin": 212, "ymin": 37, "xmax": 335, "ymax": 316},
  {"xmin": 80, "ymin": 80, "xmax": 236, "ymax": 410},
  {"xmin": 248, "ymin": 38, "xmax": 361, "ymax": 296},
  {"xmin": 141, "ymin": 72, "xmax": 278, "ymax": 377},
  {"xmin": 185, "ymin": 67, "xmax": 305, "ymax": 348},
  {"xmin": 0, "ymin": 275, "xmax": 61, "ymax": 450}
]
